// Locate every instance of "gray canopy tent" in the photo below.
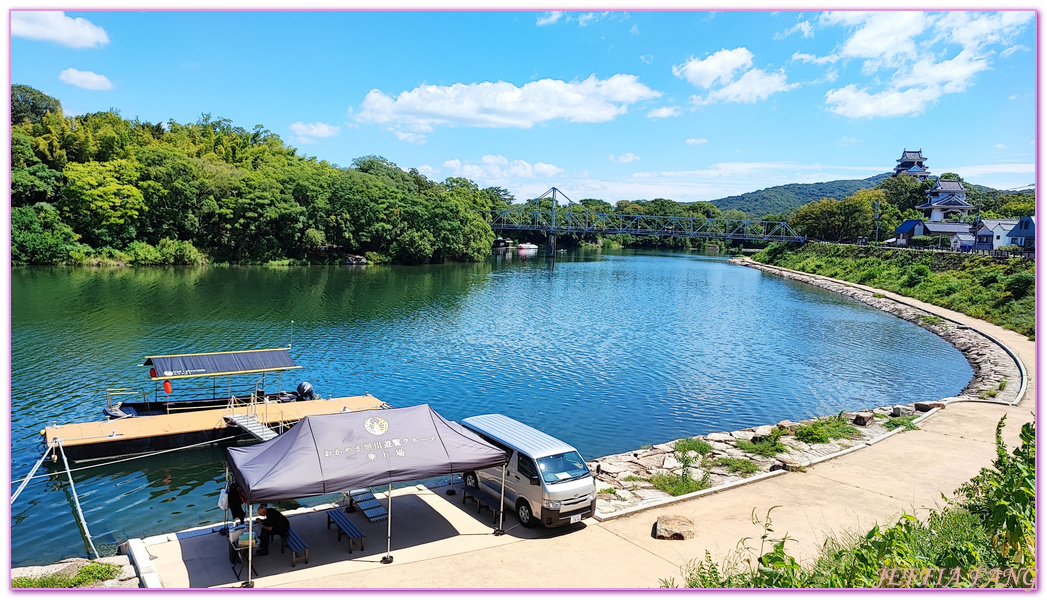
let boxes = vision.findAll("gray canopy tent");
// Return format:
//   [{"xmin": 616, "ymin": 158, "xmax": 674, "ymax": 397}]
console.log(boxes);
[{"xmin": 226, "ymin": 404, "xmax": 508, "ymax": 586}]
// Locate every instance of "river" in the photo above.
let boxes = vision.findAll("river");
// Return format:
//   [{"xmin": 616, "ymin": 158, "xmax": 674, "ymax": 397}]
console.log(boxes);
[{"xmin": 9, "ymin": 249, "xmax": 972, "ymax": 566}]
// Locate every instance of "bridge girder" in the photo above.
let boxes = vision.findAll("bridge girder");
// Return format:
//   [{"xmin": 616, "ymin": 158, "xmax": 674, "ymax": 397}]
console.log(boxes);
[{"xmin": 482, "ymin": 209, "xmax": 805, "ymax": 243}]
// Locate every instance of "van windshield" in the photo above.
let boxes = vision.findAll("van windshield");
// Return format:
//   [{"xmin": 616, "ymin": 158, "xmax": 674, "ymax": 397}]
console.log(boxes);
[{"xmin": 536, "ymin": 451, "xmax": 590, "ymax": 483}]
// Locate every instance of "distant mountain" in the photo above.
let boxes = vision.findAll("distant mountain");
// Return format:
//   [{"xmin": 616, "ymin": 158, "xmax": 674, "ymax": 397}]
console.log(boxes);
[{"xmin": 709, "ymin": 173, "xmax": 892, "ymax": 217}]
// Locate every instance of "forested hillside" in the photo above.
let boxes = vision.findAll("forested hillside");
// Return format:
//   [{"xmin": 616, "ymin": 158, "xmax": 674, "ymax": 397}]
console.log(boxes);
[
  {"xmin": 11, "ymin": 85, "xmax": 508, "ymax": 265},
  {"xmin": 709, "ymin": 173, "xmax": 891, "ymax": 217}
]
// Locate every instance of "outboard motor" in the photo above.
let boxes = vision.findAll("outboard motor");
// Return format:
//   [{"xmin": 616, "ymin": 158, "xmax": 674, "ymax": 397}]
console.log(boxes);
[{"xmin": 297, "ymin": 381, "xmax": 314, "ymax": 400}]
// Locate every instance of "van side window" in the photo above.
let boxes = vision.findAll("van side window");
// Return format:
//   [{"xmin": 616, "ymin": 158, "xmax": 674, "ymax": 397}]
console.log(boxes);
[
  {"xmin": 477, "ymin": 433, "xmax": 513, "ymax": 463},
  {"xmin": 517, "ymin": 454, "xmax": 538, "ymax": 480}
]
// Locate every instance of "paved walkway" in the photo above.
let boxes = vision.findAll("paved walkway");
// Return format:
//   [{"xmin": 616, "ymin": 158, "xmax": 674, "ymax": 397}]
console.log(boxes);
[{"xmin": 143, "ymin": 269, "xmax": 1035, "ymax": 589}]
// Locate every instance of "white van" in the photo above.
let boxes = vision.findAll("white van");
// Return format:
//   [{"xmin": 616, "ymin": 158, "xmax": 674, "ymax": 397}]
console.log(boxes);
[{"xmin": 461, "ymin": 414, "xmax": 597, "ymax": 528}]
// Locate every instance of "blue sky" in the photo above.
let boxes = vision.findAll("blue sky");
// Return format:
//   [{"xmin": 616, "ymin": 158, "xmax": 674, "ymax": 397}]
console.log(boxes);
[{"xmin": 9, "ymin": 9, "xmax": 1037, "ymax": 204}]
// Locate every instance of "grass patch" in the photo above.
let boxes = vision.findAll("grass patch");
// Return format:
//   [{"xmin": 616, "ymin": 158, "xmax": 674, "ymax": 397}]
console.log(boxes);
[
  {"xmin": 714, "ymin": 457, "xmax": 760, "ymax": 477},
  {"xmin": 622, "ymin": 474, "xmax": 645, "ymax": 482},
  {"xmin": 872, "ymin": 292, "xmax": 886, "ymax": 298},
  {"xmin": 795, "ymin": 414, "xmax": 860, "ymax": 445},
  {"xmin": 650, "ymin": 471, "xmax": 712, "ymax": 496},
  {"xmin": 736, "ymin": 430, "xmax": 787, "ymax": 457},
  {"xmin": 12, "ymin": 562, "xmax": 121, "ymax": 589},
  {"xmin": 673, "ymin": 438, "xmax": 713, "ymax": 456},
  {"xmin": 919, "ymin": 314, "xmax": 945, "ymax": 326},
  {"xmin": 980, "ymin": 389, "xmax": 1000, "ymax": 399},
  {"xmin": 599, "ymin": 487, "xmax": 616, "ymax": 495},
  {"xmin": 883, "ymin": 416, "xmax": 919, "ymax": 432},
  {"xmin": 998, "ymin": 380, "xmax": 1008, "ymax": 390}
]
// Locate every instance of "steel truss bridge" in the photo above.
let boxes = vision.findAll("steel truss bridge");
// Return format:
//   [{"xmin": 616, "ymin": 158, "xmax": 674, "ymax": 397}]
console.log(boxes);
[{"xmin": 483, "ymin": 188, "xmax": 805, "ymax": 244}]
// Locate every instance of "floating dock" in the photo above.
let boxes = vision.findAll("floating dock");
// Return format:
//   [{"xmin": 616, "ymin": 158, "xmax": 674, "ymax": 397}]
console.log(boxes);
[{"xmin": 42, "ymin": 395, "xmax": 389, "ymax": 461}]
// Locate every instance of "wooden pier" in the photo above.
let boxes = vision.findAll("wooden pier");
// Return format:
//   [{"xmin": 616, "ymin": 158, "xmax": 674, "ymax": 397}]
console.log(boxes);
[{"xmin": 42, "ymin": 395, "xmax": 388, "ymax": 461}]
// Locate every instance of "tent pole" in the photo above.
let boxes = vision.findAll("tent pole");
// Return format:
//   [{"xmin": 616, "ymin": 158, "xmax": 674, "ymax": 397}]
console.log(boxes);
[
  {"xmin": 242, "ymin": 503, "xmax": 254, "ymax": 588},
  {"xmin": 381, "ymin": 483, "xmax": 394, "ymax": 564},
  {"xmin": 494, "ymin": 463, "xmax": 506, "ymax": 536},
  {"xmin": 222, "ymin": 463, "xmax": 229, "ymax": 533}
]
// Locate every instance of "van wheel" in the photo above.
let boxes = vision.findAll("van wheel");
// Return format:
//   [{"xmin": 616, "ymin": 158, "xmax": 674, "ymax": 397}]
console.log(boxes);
[
  {"xmin": 463, "ymin": 472, "xmax": 478, "ymax": 488},
  {"xmin": 516, "ymin": 500, "xmax": 535, "ymax": 528}
]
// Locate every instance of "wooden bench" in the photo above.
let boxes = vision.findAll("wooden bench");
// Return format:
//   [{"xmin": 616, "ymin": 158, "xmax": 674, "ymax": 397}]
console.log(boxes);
[
  {"xmin": 326, "ymin": 509, "xmax": 366, "ymax": 553},
  {"xmin": 278, "ymin": 528, "xmax": 309, "ymax": 567},
  {"xmin": 462, "ymin": 484, "xmax": 500, "ymax": 523}
]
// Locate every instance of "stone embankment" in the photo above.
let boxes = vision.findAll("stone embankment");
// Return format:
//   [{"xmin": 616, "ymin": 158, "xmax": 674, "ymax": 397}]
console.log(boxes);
[
  {"xmin": 11, "ymin": 555, "xmax": 139, "ymax": 589},
  {"xmin": 586, "ymin": 257, "xmax": 1021, "ymax": 519}
]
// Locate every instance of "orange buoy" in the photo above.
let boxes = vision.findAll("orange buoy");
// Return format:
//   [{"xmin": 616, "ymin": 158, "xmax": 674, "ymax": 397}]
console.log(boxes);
[
  {"xmin": 163, "ymin": 380, "xmax": 172, "ymax": 394},
  {"xmin": 150, "ymin": 368, "xmax": 157, "ymax": 378}
]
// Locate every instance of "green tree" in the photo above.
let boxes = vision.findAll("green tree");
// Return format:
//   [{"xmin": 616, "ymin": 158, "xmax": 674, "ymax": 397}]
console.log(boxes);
[
  {"xmin": 11, "ymin": 84, "xmax": 62, "ymax": 125},
  {"xmin": 876, "ymin": 174, "xmax": 930, "ymax": 212},
  {"xmin": 12, "ymin": 203, "xmax": 79, "ymax": 263},
  {"xmin": 58, "ymin": 159, "xmax": 146, "ymax": 248}
]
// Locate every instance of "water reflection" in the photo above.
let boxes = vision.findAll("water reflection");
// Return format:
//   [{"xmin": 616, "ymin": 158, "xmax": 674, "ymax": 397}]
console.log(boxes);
[{"xmin": 10, "ymin": 250, "xmax": 972, "ymax": 566}]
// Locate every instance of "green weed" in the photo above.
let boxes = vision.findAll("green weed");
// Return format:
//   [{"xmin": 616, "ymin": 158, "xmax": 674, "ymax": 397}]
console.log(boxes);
[
  {"xmin": 12, "ymin": 562, "xmax": 121, "ymax": 589},
  {"xmin": 714, "ymin": 457, "xmax": 760, "ymax": 477},
  {"xmin": 883, "ymin": 416, "xmax": 919, "ymax": 431},
  {"xmin": 794, "ymin": 414, "xmax": 860, "ymax": 444}
]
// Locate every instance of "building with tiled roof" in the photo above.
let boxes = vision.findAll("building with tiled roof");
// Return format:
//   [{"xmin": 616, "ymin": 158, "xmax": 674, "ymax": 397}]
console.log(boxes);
[
  {"xmin": 973, "ymin": 219, "xmax": 1019, "ymax": 251},
  {"xmin": 916, "ymin": 179, "xmax": 974, "ymax": 222},
  {"xmin": 893, "ymin": 149, "xmax": 930, "ymax": 180},
  {"xmin": 1006, "ymin": 216, "xmax": 1035, "ymax": 249}
]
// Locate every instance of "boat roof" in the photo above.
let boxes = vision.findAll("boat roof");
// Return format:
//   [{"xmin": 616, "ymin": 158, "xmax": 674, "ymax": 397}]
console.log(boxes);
[{"xmin": 143, "ymin": 348, "xmax": 301, "ymax": 380}]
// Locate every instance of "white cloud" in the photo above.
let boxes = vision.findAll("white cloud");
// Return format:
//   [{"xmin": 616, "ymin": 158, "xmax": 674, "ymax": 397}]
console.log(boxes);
[
  {"xmin": 837, "ymin": 136, "xmax": 858, "ymax": 146},
  {"xmin": 891, "ymin": 49, "xmax": 987, "ymax": 94},
  {"xmin": 416, "ymin": 164, "xmax": 435, "ymax": 178},
  {"xmin": 827, "ymin": 11, "xmax": 929, "ymax": 73},
  {"xmin": 289, "ymin": 121, "xmax": 341, "ymax": 138},
  {"xmin": 934, "ymin": 11, "xmax": 1034, "ymax": 53},
  {"xmin": 442, "ymin": 155, "xmax": 564, "ymax": 185},
  {"xmin": 630, "ymin": 24, "xmax": 639, "ymax": 35},
  {"xmin": 672, "ymin": 47, "xmax": 753, "ymax": 88},
  {"xmin": 685, "ymin": 138, "xmax": 708, "ymax": 145},
  {"xmin": 993, "ymin": 144, "xmax": 1008, "ymax": 150},
  {"xmin": 355, "ymin": 75, "xmax": 660, "ymax": 142},
  {"xmin": 640, "ymin": 54, "xmax": 654, "ymax": 65},
  {"xmin": 646, "ymin": 106, "xmax": 680, "ymax": 119},
  {"xmin": 12, "ymin": 11, "xmax": 109, "ymax": 48},
  {"xmin": 524, "ymin": 160, "xmax": 885, "ymax": 204},
  {"xmin": 775, "ymin": 20, "xmax": 813, "ymax": 39},
  {"xmin": 694, "ymin": 68, "xmax": 797, "ymax": 105},
  {"xmin": 536, "ymin": 11, "xmax": 563, "ymax": 26},
  {"xmin": 576, "ymin": 12, "xmax": 610, "ymax": 27},
  {"xmin": 610, "ymin": 153, "xmax": 640, "ymax": 163},
  {"xmin": 792, "ymin": 52, "xmax": 838, "ymax": 65},
  {"xmin": 812, "ymin": 11, "xmax": 1034, "ymax": 120},
  {"xmin": 1000, "ymin": 44, "xmax": 1030, "ymax": 59},
  {"xmin": 939, "ymin": 163, "xmax": 1034, "ymax": 177},
  {"xmin": 824, "ymin": 84, "xmax": 941, "ymax": 118},
  {"xmin": 58, "ymin": 68, "xmax": 112, "ymax": 90},
  {"xmin": 1009, "ymin": 94, "xmax": 1020, "ymax": 100}
]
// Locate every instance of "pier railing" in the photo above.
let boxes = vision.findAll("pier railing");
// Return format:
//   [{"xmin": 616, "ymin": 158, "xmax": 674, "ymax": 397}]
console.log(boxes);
[{"xmin": 482, "ymin": 208, "xmax": 805, "ymax": 242}]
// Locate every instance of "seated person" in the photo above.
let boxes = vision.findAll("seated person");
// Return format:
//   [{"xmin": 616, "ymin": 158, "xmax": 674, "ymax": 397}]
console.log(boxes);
[{"xmin": 256, "ymin": 505, "xmax": 290, "ymax": 555}]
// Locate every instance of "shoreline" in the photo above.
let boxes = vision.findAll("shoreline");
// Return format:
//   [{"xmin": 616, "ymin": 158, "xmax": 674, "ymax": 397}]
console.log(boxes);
[
  {"xmin": 585, "ymin": 256, "xmax": 1025, "ymax": 520},
  {"xmin": 15, "ymin": 257, "xmax": 1031, "ymax": 583}
]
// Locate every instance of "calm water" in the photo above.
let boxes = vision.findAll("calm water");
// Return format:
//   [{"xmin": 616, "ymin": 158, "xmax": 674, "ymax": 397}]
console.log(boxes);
[{"xmin": 9, "ymin": 250, "xmax": 972, "ymax": 566}]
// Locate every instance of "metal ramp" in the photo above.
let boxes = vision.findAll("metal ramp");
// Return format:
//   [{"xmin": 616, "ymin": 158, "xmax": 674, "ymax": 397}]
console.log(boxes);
[
  {"xmin": 225, "ymin": 413, "xmax": 278, "ymax": 441},
  {"xmin": 347, "ymin": 488, "xmax": 388, "ymax": 522}
]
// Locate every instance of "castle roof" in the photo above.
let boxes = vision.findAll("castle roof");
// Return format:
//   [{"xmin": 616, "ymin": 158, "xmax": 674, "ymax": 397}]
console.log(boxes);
[
  {"xmin": 906, "ymin": 165, "xmax": 928, "ymax": 173},
  {"xmin": 923, "ymin": 222, "xmax": 972, "ymax": 234},
  {"xmin": 897, "ymin": 149, "xmax": 926, "ymax": 162},
  {"xmin": 916, "ymin": 194, "xmax": 974, "ymax": 210},
  {"xmin": 929, "ymin": 179, "xmax": 965, "ymax": 192}
]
